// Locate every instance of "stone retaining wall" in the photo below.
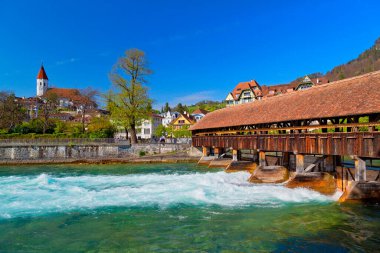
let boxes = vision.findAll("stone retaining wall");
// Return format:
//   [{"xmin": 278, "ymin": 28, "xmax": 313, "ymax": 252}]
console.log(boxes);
[
  {"xmin": 0, "ymin": 143, "xmax": 195, "ymax": 162},
  {"xmin": 0, "ymin": 145, "xmax": 120, "ymax": 161}
]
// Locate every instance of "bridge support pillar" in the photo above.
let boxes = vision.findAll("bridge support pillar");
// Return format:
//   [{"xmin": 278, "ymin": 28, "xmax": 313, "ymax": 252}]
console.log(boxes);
[
  {"xmin": 202, "ymin": 146, "xmax": 209, "ymax": 157},
  {"xmin": 232, "ymin": 149, "xmax": 239, "ymax": 161},
  {"xmin": 259, "ymin": 151, "xmax": 266, "ymax": 166},
  {"xmin": 354, "ymin": 156, "xmax": 366, "ymax": 181},
  {"xmin": 296, "ymin": 154, "xmax": 305, "ymax": 173}
]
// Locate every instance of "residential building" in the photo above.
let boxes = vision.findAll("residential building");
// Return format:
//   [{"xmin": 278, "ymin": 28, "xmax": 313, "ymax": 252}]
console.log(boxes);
[
  {"xmin": 191, "ymin": 108, "xmax": 209, "ymax": 122},
  {"xmin": 295, "ymin": 76, "xmax": 329, "ymax": 91},
  {"xmin": 171, "ymin": 112, "xmax": 196, "ymax": 130},
  {"xmin": 161, "ymin": 110, "xmax": 180, "ymax": 127},
  {"xmin": 137, "ymin": 114, "xmax": 163, "ymax": 139},
  {"xmin": 225, "ymin": 80, "xmax": 263, "ymax": 107}
]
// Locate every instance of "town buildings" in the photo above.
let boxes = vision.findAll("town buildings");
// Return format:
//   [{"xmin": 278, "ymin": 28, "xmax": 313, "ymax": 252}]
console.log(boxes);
[
  {"xmin": 161, "ymin": 110, "xmax": 180, "ymax": 127},
  {"xmin": 226, "ymin": 76, "xmax": 329, "ymax": 106}
]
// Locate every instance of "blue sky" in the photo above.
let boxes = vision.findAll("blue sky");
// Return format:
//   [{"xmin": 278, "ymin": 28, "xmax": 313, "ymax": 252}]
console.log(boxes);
[{"xmin": 0, "ymin": 0, "xmax": 379, "ymax": 108}]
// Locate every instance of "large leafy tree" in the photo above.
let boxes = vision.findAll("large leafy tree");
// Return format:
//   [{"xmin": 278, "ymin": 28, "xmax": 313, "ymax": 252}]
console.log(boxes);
[{"xmin": 107, "ymin": 49, "xmax": 153, "ymax": 144}]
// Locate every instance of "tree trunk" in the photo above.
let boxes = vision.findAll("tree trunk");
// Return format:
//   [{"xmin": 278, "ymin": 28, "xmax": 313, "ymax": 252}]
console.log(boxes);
[
  {"xmin": 124, "ymin": 127, "xmax": 129, "ymax": 140},
  {"xmin": 81, "ymin": 109, "xmax": 86, "ymax": 133},
  {"xmin": 130, "ymin": 124, "xmax": 138, "ymax": 144}
]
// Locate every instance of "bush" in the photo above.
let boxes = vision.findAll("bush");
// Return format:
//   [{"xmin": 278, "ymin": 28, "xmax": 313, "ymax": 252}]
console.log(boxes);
[{"xmin": 139, "ymin": 150, "xmax": 146, "ymax": 157}]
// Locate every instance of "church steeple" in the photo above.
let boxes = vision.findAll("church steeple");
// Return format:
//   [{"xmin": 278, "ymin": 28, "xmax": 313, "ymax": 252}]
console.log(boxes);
[{"xmin": 36, "ymin": 65, "xmax": 48, "ymax": 97}]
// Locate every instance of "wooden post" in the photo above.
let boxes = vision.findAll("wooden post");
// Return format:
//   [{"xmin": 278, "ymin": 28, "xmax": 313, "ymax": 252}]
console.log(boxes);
[
  {"xmin": 232, "ymin": 149, "xmax": 238, "ymax": 161},
  {"xmin": 202, "ymin": 146, "xmax": 208, "ymax": 157},
  {"xmin": 354, "ymin": 156, "xmax": 366, "ymax": 181},
  {"xmin": 252, "ymin": 149, "xmax": 258, "ymax": 162},
  {"xmin": 259, "ymin": 151, "xmax": 266, "ymax": 166},
  {"xmin": 296, "ymin": 154, "xmax": 305, "ymax": 173},
  {"xmin": 282, "ymin": 152, "xmax": 290, "ymax": 167}
]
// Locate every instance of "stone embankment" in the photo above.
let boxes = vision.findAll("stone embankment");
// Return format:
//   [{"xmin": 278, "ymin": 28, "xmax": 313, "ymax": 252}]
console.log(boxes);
[{"xmin": 0, "ymin": 140, "xmax": 202, "ymax": 165}]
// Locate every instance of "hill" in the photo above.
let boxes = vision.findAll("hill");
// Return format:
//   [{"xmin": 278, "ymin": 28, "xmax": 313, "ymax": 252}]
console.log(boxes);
[{"xmin": 325, "ymin": 37, "xmax": 380, "ymax": 81}]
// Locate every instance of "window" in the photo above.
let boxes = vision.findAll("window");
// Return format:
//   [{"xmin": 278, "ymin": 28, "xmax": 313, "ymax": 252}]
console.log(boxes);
[
  {"xmin": 40, "ymin": 82, "xmax": 42, "ymax": 86},
  {"xmin": 144, "ymin": 128, "xmax": 150, "ymax": 134},
  {"xmin": 178, "ymin": 120, "xmax": 185, "ymax": 124},
  {"xmin": 243, "ymin": 91, "xmax": 251, "ymax": 97}
]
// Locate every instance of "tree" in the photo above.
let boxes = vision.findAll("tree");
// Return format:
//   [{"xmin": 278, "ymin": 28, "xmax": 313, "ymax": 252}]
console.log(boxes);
[
  {"xmin": 154, "ymin": 124, "xmax": 167, "ymax": 137},
  {"xmin": 174, "ymin": 103, "xmax": 186, "ymax": 114},
  {"xmin": 77, "ymin": 87, "xmax": 98, "ymax": 133},
  {"xmin": 163, "ymin": 102, "xmax": 171, "ymax": 113},
  {"xmin": 40, "ymin": 92, "xmax": 58, "ymax": 134},
  {"xmin": 0, "ymin": 92, "xmax": 26, "ymax": 131},
  {"xmin": 107, "ymin": 48, "xmax": 153, "ymax": 144}
]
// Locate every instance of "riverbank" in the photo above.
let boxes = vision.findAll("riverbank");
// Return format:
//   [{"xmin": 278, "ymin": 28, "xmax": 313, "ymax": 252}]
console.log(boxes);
[{"xmin": 0, "ymin": 151, "xmax": 200, "ymax": 165}]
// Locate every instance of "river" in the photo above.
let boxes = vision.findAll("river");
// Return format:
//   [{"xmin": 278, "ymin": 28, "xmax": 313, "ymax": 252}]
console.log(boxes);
[{"xmin": 0, "ymin": 163, "xmax": 379, "ymax": 252}]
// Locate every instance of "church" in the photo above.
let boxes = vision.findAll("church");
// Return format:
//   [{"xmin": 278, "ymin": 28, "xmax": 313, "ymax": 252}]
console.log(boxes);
[
  {"xmin": 21, "ymin": 65, "xmax": 100, "ymax": 122},
  {"xmin": 36, "ymin": 65, "xmax": 93, "ymax": 109}
]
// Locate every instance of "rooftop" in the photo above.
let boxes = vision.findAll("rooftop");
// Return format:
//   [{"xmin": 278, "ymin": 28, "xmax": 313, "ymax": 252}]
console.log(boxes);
[{"xmin": 191, "ymin": 70, "xmax": 380, "ymax": 131}]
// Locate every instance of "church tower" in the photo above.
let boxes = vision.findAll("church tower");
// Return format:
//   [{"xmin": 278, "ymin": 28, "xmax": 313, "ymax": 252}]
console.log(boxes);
[{"xmin": 36, "ymin": 65, "xmax": 48, "ymax": 97}]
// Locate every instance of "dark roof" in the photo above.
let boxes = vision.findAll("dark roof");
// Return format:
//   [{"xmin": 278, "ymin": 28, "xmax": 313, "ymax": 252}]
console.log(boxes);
[
  {"xmin": 36, "ymin": 65, "xmax": 48, "ymax": 80},
  {"xmin": 191, "ymin": 70, "xmax": 380, "ymax": 131}
]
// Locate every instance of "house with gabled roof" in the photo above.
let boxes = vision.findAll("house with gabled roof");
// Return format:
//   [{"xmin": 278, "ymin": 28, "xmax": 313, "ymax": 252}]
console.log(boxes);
[
  {"xmin": 225, "ymin": 80, "xmax": 263, "ymax": 107},
  {"xmin": 171, "ymin": 112, "xmax": 196, "ymax": 130},
  {"xmin": 295, "ymin": 75, "xmax": 329, "ymax": 91},
  {"xmin": 191, "ymin": 108, "xmax": 209, "ymax": 122}
]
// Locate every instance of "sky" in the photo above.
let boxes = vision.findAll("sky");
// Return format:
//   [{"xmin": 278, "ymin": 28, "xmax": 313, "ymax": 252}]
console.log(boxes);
[{"xmin": 0, "ymin": 0, "xmax": 379, "ymax": 109}]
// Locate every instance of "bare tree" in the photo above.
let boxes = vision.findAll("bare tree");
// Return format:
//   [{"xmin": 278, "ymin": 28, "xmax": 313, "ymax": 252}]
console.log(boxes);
[
  {"xmin": 40, "ymin": 92, "xmax": 58, "ymax": 134},
  {"xmin": 0, "ymin": 91, "xmax": 26, "ymax": 131},
  {"xmin": 77, "ymin": 87, "xmax": 98, "ymax": 133}
]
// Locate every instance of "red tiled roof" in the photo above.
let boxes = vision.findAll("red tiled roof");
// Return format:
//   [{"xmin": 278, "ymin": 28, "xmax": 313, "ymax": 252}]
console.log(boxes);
[
  {"xmin": 191, "ymin": 71, "xmax": 380, "ymax": 131},
  {"xmin": 192, "ymin": 108, "xmax": 209, "ymax": 115},
  {"xmin": 231, "ymin": 80, "xmax": 260, "ymax": 101},
  {"xmin": 311, "ymin": 76, "xmax": 329, "ymax": 85},
  {"xmin": 36, "ymin": 66, "xmax": 48, "ymax": 80},
  {"xmin": 261, "ymin": 83, "xmax": 297, "ymax": 96},
  {"xmin": 45, "ymin": 88, "xmax": 93, "ymax": 105}
]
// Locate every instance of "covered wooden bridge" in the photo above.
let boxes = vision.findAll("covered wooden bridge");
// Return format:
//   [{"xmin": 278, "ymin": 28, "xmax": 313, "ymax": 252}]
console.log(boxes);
[{"xmin": 191, "ymin": 71, "xmax": 380, "ymax": 182}]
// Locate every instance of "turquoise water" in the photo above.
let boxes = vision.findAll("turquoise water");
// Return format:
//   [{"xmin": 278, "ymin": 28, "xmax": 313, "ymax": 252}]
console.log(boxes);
[{"xmin": 0, "ymin": 163, "xmax": 379, "ymax": 252}]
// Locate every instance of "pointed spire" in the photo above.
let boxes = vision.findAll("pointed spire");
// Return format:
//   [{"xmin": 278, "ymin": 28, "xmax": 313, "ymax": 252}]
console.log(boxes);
[{"xmin": 37, "ymin": 65, "xmax": 48, "ymax": 80}]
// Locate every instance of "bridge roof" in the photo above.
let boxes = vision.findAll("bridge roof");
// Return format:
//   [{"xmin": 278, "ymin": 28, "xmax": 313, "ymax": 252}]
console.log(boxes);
[{"xmin": 191, "ymin": 70, "xmax": 380, "ymax": 131}]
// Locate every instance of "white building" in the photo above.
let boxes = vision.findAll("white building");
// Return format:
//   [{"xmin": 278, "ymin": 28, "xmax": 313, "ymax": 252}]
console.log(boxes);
[
  {"xmin": 36, "ymin": 65, "xmax": 49, "ymax": 97},
  {"xmin": 137, "ymin": 114, "xmax": 163, "ymax": 140},
  {"xmin": 161, "ymin": 111, "xmax": 180, "ymax": 127}
]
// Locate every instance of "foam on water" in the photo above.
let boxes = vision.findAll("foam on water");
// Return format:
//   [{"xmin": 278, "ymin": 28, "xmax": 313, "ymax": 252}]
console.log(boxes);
[{"xmin": 0, "ymin": 171, "xmax": 338, "ymax": 219}]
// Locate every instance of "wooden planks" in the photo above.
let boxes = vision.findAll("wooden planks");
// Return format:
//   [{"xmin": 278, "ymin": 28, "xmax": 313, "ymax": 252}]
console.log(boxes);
[{"xmin": 192, "ymin": 132, "xmax": 380, "ymax": 158}]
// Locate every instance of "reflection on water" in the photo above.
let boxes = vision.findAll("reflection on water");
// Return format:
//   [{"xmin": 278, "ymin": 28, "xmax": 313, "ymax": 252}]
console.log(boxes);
[{"xmin": 0, "ymin": 163, "xmax": 379, "ymax": 252}]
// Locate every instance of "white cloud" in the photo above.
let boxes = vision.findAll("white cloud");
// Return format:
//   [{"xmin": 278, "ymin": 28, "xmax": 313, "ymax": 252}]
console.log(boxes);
[
  {"xmin": 56, "ymin": 58, "xmax": 79, "ymax": 65},
  {"xmin": 171, "ymin": 90, "xmax": 216, "ymax": 105}
]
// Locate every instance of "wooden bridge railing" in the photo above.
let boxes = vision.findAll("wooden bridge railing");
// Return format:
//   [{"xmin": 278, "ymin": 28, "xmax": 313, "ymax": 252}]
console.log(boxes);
[{"xmin": 192, "ymin": 132, "xmax": 380, "ymax": 158}]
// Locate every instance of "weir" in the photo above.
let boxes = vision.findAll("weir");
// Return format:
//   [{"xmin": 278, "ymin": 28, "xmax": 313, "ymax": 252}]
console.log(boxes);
[{"xmin": 190, "ymin": 71, "xmax": 380, "ymax": 202}]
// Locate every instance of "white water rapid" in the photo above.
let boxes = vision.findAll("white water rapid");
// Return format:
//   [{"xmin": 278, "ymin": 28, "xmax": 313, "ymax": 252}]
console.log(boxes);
[{"xmin": 0, "ymin": 171, "xmax": 339, "ymax": 219}]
